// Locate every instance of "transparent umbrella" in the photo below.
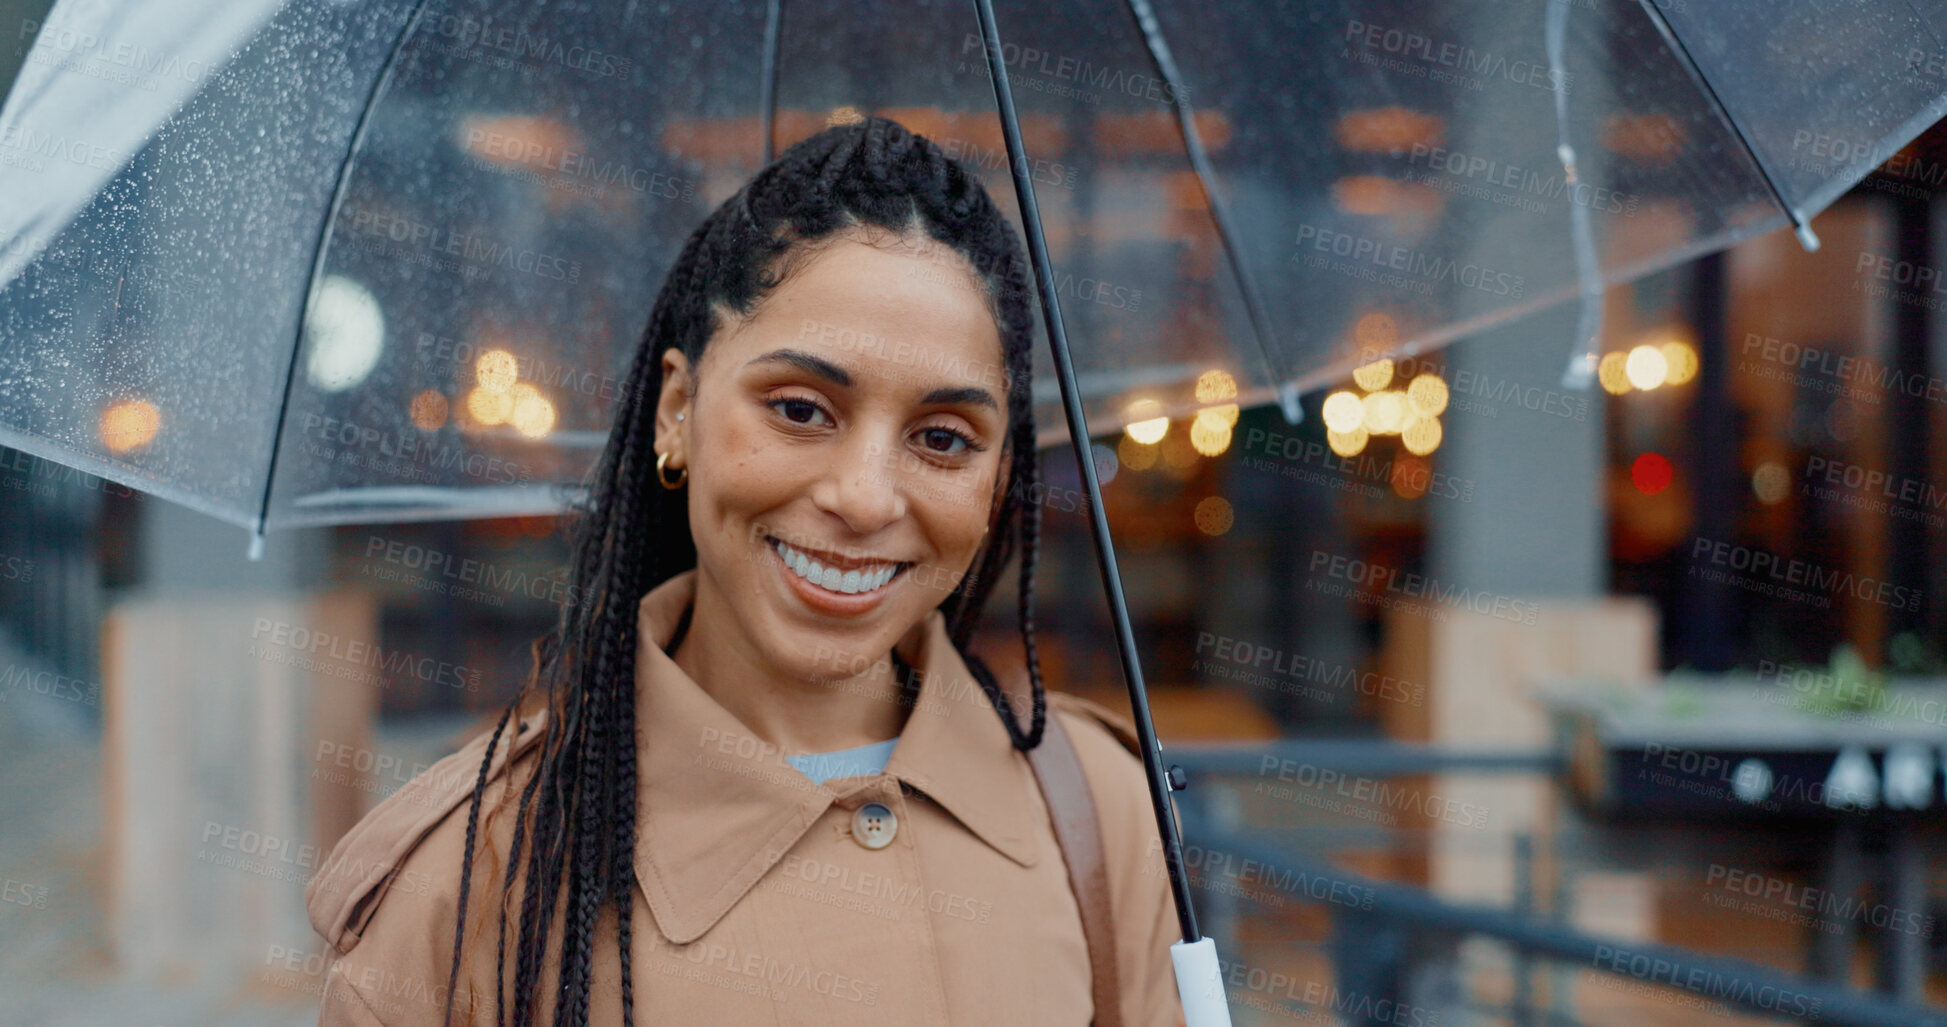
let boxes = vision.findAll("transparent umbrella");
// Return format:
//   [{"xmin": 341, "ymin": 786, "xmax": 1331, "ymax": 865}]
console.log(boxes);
[
  {"xmin": 2, "ymin": 0, "xmax": 1940, "ymax": 544},
  {"xmin": 3, "ymin": 0, "xmax": 1946, "ymax": 1022}
]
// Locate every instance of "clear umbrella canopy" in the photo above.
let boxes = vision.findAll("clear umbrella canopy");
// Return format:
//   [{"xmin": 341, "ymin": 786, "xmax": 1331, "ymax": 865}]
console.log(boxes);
[{"xmin": 1, "ymin": 0, "xmax": 1943, "ymax": 538}]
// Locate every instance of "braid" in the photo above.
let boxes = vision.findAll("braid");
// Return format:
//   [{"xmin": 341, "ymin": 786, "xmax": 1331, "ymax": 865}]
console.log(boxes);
[
  {"xmin": 1014, "ymin": 437, "xmax": 1050, "ymax": 747},
  {"xmin": 494, "ymin": 699, "xmax": 550, "ymax": 1024},
  {"xmin": 441, "ymin": 704, "xmax": 512, "ymax": 1026},
  {"xmin": 612, "ymin": 714, "xmax": 638, "ymax": 1023},
  {"xmin": 452, "ymin": 114, "xmax": 1046, "ymax": 1025},
  {"xmin": 555, "ymin": 617, "xmax": 612, "ymax": 1021},
  {"xmin": 952, "ymin": 412, "xmax": 1048, "ymax": 750}
]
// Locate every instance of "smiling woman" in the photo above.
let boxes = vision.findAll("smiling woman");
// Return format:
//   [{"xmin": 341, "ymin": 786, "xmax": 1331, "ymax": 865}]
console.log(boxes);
[
  {"xmin": 658, "ymin": 230, "xmax": 1013, "ymax": 751},
  {"xmin": 304, "ymin": 114, "xmax": 1184, "ymax": 1027}
]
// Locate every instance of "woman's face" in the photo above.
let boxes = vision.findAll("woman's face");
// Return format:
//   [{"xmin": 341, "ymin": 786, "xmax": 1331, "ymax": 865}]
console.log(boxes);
[{"xmin": 654, "ymin": 230, "xmax": 1012, "ymax": 680}]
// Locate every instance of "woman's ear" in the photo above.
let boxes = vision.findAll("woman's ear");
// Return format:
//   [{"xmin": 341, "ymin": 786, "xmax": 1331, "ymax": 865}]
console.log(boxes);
[{"xmin": 655, "ymin": 349, "xmax": 694, "ymax": 466}]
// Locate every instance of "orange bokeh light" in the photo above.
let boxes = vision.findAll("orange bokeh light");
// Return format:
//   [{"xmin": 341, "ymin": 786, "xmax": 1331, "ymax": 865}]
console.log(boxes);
[
  {"xmin": 1336, "ymin": 107, "xmax": 1445, "ymax": 154},
  {"xmin": 99, "ymin": 400, "xmax": 160, "ymax": 453}
]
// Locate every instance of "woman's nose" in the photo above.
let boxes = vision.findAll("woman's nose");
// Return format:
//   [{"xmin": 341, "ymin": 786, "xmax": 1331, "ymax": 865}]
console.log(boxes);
[{"xmin": 812, "ymin": 430, "xmax": 910, "ymax": 532}]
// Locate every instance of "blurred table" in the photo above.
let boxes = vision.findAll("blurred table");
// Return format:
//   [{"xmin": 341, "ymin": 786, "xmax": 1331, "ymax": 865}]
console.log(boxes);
[{"xmin": 1543, "ymin": 676, "xmax": 1947, "ymax": 1001}]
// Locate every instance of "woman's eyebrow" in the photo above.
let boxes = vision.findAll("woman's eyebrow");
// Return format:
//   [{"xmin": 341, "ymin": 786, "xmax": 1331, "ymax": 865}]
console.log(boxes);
[
  {"xmin": 745, "ymin": 348, "xmax": 998, "ymax": 411},
  {"xmin": 747, "ymin": 348, "xmax": 851, "ymax": 387},
  {"xmin": 919, "ymin": 385, "xmax": 999, "ymax": 412}
]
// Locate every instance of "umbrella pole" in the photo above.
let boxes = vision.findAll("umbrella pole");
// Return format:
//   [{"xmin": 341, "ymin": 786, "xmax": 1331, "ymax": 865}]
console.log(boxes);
[{"xmin": 966, "ymin": 3, "xmax": 1233, "ymax": 1023}]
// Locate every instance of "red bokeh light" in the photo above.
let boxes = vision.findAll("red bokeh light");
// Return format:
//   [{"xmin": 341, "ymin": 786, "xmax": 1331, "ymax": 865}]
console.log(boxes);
[{"xmin": 1631, "ymin": 452, "xmax": 1674, "ymax": 495}]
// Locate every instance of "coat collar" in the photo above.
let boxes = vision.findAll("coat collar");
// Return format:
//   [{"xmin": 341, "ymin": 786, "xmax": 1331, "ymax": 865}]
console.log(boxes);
[{"xmin": 632, "ymin": 568, "xmax": 1040, "ymax": 944}]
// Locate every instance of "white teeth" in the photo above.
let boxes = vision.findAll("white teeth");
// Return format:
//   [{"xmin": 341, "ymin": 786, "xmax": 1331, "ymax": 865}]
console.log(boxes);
[{"xmin": 772, "ymin": 540, "xmax": 900, "ymax": 595}]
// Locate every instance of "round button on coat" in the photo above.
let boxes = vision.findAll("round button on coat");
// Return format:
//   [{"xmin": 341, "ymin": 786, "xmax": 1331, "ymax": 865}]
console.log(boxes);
[{"xmin": 850, "ymin": 801, "xmax": 897, "ymax": 849}]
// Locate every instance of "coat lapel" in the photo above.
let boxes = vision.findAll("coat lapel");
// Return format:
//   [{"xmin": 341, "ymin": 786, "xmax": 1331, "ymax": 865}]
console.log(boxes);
[
  {"xmin": 881, "ymin": 611, "xmax": 1042, "ymax": 869},
  {"xmin": 630, "ymin": 569, "xmax": 1041, "ymax": 945}
]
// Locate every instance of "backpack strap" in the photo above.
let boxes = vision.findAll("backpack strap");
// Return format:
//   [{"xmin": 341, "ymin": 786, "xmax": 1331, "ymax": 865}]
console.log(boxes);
[{"xmin": 1026, "ymin": 701, "xmax": 1124, "ymax": 1027}]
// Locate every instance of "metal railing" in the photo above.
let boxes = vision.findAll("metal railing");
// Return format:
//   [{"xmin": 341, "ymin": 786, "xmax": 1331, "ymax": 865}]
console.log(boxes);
[{"xmin": 1166, "ymin": 740, "xmax": 1946, "ymax": 1027}]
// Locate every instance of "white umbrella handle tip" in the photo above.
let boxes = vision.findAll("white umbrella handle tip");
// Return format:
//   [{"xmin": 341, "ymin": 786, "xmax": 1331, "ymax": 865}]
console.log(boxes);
[{"xmin": 1169, "ymin": 936, "xmax": 1234, "ymax": 1027}]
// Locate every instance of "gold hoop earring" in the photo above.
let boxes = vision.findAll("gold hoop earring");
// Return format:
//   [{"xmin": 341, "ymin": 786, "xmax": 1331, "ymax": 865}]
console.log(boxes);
[{"xmin": 656, "ymin": 450, "xmax": 688, "ymax": 490}]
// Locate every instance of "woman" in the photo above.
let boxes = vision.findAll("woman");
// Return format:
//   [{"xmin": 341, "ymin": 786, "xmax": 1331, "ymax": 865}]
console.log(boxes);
[{"xmin": 306, "ymin": 114, "xmax": 1183, "ymax": 1026}]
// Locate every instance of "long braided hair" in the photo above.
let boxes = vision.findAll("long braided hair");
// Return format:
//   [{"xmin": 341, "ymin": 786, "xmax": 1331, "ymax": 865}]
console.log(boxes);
[{"xmin": 442, "ymin": 114, "xmax": 1054, "ymax": 1026}]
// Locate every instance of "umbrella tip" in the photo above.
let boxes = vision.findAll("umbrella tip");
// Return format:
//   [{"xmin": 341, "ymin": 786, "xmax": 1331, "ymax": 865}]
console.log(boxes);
[
  {"xmin": 1794, "ymin": 222, "xmax": 1821, "ymax": 253},
  {"xmin": 246, "ymin": 530, "xmax": 265, "ymax": 563},
  {"xmin": 1275, "ymin": 384, "xmax": 1304, "ymax": 426},
  {"xmin": 1560, "ymin": 352, "xmax": 1597, "ymax": 392}
]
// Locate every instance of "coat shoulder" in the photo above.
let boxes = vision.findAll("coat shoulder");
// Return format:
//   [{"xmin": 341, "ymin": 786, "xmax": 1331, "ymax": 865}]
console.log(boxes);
[
  {"xmin": 1044, "ymin": 691, "xmax": 1183, "ymax": 1026},
  {"xmin": 306, "ymin": 709, "xmax": 550, "ymax": 956},
  {"xmin": 1043, "ymin": 690, "xmax": 1151, "ymax": 831},
  {"xmin": 1045, "ymin": 690, "xmax": 1141, "ymax": 760}
]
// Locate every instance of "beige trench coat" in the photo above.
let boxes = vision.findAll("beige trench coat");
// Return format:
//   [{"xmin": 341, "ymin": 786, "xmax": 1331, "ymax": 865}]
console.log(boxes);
[{"xmin": 306, "ymin": 567, "xmax": 1187, "ymax": 1025}]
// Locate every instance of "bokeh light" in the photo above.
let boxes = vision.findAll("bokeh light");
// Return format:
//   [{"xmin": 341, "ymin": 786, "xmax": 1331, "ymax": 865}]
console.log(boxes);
[
  {"xmin": 1661, "ymin": 340, "xmax": 1698, "ymax": 386},
  {"xmin": 1826, "ymin": 399, "xmax": 1862, "ymax": 443},
  {"xmin": 1598, "ymin": 352, "xmax": 1632, "ymax": 395},
  {"xmin": 1362, "ymin": 391, "xmax": 1407, "ymax": 434},
  {"xmin": 1323, "ymin": 391, "xmax": 1365, "ymax": 434},
  {"xmin": 409, "ymin": 390, "xmax": 449, "ymax": 431},
  {"xmin": 1194, "ymin": 496, "xmax": 1235, "ymax": 535},
  {"xmin": 1402, "ymin": 413, "xmax": 1443, "ymax": 455},
  {"xmin": 509, "ymin": 382, "xmax": 556, "ymax": 438},
  {"xmin": 476, "ymin": 349, "xmax": 519, "ymax": 393},
  {"xmin": 1631, "ymin": 452, "xmax": 1674, "ymax": 494},
  {"xmin": 1751, "ymin": 462, "xmax": 1790, "ymax": 505},
  {"xmin": 1090, "ymin": 442, "xmax": 1119, "ymax": 487},
  {"xmin": 1190, "ymin": 416, "xmax": 1231, "ymax": 456},
  {"xmin": 1333, "ymin": 176, "xmax": 1405, "ymax": 216},
  {"xmin": 1195, "ymin": 404, "xmax": 1240, "ymax": 431},
  {"xmin": 1117, "ymin": 433, "xmax": 1158, "ymax": 470},
  {"xmin": 1406, "ymin": 374, "xmax": 1448, "ymax": 417},
  {"xmin": 1625, "ymin": 345, "xmax": 1668, "ymax": 390},
  {"xmin": 467, "ymin": 386, "xmax": 514, "ymax": 425},
  {"xmin": 303, "ymin": 275, "xmax": 385, "ymax": 393},
  {"xmin": 1195, "ymin": 369, "xmax": 1238, "ymax": 404},
  {"xmin": 1354, "ymin": 312, "xmax": 1398, "ymax": 351},
  {"xmin": 1353, "ymin": 358, "xmax": 1394, "ymax": 392},
  {"xmin": 1335, "ymin": 107, "xmax": 1445, "ymax": 153},
  {"xmin": 1328, "ymin": 426, "xmax": 1369, "ymax": 457},
  {"xmin": 99, "ymin": 399, "xmax": 160, "ymax": 453},
  {"xmin": 1124, "ymin": 398, "xmax": 1169, "ymax": 445},
  {"xmin": 1601, "ymin": 112, "xmax": 1685, "ymax": 164}
]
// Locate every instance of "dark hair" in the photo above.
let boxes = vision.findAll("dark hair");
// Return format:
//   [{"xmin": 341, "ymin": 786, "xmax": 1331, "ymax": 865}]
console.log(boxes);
[{"xmin": 442, "ymin": 114, "xmax": 1051, "ymax": 1026}]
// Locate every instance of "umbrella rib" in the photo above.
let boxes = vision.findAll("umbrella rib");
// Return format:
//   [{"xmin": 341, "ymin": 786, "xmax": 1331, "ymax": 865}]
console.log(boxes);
[
  {"xmin": 1119, "ymin": 0, "xmax": 1290, "ymax": 414},
  {"xmin": 248, "ymin": 0, "xmax": 441, "ymax": 557},
  {"xmin": 968, "ymin": 0, "xmax": 1204, "ymax": 948},
  {"xmin": 1630, "ymin": 0, "xmax": 1821, "ymax": 250},
  {"xmin": 1908, "ymin": 0, "xmax": 1947, "ymax": 49},
  {"xmin": 1893, "ymin": 1, "xmax": 1947, "ymax": 213}
]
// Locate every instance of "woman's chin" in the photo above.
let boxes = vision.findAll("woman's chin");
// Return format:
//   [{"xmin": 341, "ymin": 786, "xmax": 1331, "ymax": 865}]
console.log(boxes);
[{"xmin": 764, "ymin": 618, "xmax": 904, "ymax": 682}]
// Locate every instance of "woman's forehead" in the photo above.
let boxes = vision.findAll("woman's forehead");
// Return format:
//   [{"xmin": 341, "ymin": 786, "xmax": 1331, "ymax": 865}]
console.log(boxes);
[{"xmin": 710, "ymin": 238, "xmax": 1008, "ymax": 396}]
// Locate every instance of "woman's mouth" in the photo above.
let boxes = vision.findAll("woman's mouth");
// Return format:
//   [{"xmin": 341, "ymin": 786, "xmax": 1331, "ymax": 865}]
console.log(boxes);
[{"xmin": 766, "ymin": 536, "xmax": 912, "ymax": 613}]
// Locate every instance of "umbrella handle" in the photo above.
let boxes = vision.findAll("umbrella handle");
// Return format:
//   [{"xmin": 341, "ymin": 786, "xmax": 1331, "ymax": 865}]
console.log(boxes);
[{"xmin": 1170, "ymin": 937, "xmax": 1234, "ymax": 1027}]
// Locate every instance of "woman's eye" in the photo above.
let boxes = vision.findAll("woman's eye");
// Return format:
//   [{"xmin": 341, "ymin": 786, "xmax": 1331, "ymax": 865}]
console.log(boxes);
[
  {"xmin": 769, "ymin": 397, "xmax": 831, "ymax": 427},
  {"xmin": 919, "ymin": 426, "xmax": 976, "ymax": 454}
]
